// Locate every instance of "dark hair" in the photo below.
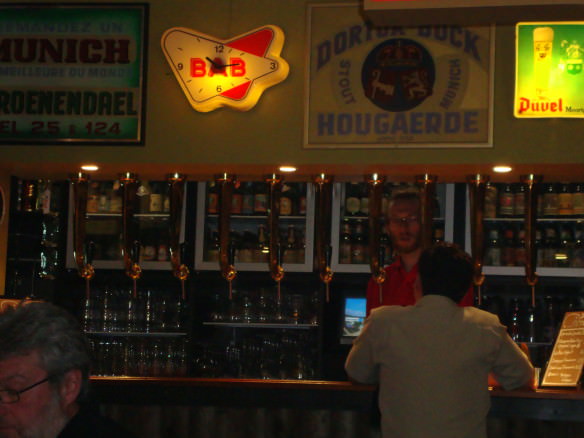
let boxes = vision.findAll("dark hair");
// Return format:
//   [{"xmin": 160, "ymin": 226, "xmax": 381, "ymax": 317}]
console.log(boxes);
[
  {"xmin": 0, "ymin": 301, "xmax": 91, "ymax": 400},
  {"xmin": 418, "ymin": 243, "xmax": 473, "ymax": 301}
]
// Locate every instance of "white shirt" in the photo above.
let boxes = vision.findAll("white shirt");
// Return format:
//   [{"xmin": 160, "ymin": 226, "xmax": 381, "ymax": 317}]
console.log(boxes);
[{"xmin": 345, "ymin": 294, "xmax": 534, "ymax": 438}]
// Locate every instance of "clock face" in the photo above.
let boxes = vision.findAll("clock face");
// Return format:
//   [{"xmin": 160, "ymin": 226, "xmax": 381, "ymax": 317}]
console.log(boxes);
[{"xmin": 161, "ymin": 26, "xmax": 289, "ymax": 112}]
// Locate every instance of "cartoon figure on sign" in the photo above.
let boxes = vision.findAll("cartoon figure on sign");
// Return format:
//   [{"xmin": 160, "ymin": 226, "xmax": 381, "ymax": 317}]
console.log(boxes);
[
  {"xmin": 560, "ymin": 39, "xmax": 584, "ymax": 75},
  {"xmin": 533, "ymin": 27, "xmax": 554, "ymax": 99},
  {"xmin": 362, "ymin": 38, "xmax": 434, "ymax": 112}
]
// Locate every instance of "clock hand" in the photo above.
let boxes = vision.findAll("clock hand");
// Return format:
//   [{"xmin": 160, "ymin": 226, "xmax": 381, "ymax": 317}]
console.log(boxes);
[
  {"xmin": 222, "ymin": 63, "xmax": 240, "ymax": 68},
  {"xmin": 206, "ymin": 57, "xmax": 221, "ymax": 68}
]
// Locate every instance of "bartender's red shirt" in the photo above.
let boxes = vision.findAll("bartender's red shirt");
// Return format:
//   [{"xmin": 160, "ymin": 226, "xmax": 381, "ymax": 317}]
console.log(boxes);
[{"xmin": 365, "ymin": 256, "xmax": 474, "ymax": 316}]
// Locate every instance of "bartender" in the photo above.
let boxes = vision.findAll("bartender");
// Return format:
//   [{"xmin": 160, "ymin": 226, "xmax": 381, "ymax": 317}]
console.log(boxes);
[{"xmin": 366, "ymin": 190, "xmax": 474, "ymax": 315}]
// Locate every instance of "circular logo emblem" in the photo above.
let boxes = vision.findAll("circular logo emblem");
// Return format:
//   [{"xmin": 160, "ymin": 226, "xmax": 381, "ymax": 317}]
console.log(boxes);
[{"xmin": 362, "ymin": 38, "xmax": 435, "ymax": 112}]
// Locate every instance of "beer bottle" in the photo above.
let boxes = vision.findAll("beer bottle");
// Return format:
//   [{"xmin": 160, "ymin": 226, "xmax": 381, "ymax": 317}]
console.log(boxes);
[
  {"xmin": 557, "ymin": 183, "xmax": 574, "ymax": 216},
  {"xmin": 207, "ymin": 182, "xmax": 218, "ymax": 215},
  {"xmin": 339, "ymin": 220, "xmax": 352, "ymax": 264},
  {"xmin": 231, "ymin": 183, "xmax": 243, "ymax": 215},
  {"xmin": 97, "ymin": 182, "xmax": 110, "ymax": 213},
  {"xmin": 484, "ymin": 183, "xmax": 498, "ymax": 218},
  {"xmin": 572, "ymin": 183, "xmax": 584, "ymax": 216},
  {"xmin": 525, "ymin": 301, "xmax": 540, "ymax": 343},
  {"xmin": 285, "ymin": 225, "xmax": 299, "ymax": 263},
  {"xmin": 543, "ymin": 224, "xmax": 558, "ymax": 267},
  {"xmin": 256, "ymin": 224, "xmax": 268, "ymax": 262},
  {"xmin": 345, "ymin": 183, "xmax": 361, "ymax": 216},
  {"xmin": 571, "ymin": 223, "xmax": 584, "ymax": 267},
  {"xmin": 508, "ymin": 298, "xmax": 523, "ymax": 342},
  {"xmin": 280, "ymin": 184, "xmax": 293, "ymax": 216},
  {"xmin": 557, "ymin": 224, "xmax": 574, "ymax": 267},
  {"xmin": 433, "ymin": 225, "xmax": 445, "ymax": 244},
  {"xmin": 87, "ymin": 181, "xmax": 100, "ymax": 214},
  {"xmin": 536, "ymin": 226, "xmax": 544, "ymax": 268},
  {"xmin": 485, "ymin": 226, "xmax": 501, "ymax": 266},
  {"xmin": 513, "ymin": 183, "xmax": 526, "ymax": 217},
  {"xmin": 149, "ymin": 182, "xmax": 163, "ymax": 213},
  {"xmin": 241, "ymin": 182, "xmax": 254, "ymax": 215},
  {"xmin": 515, "ymin": 227, "xmax": 526, "ymax": 267},
  {"xmin": 501, "ymin": 226, "xmax": 517, "ymax": 267},
  {"xmin": 359, "ymin": 184, "xmax": 369, "ymax": 216},
  {"xmin": 351, "ymin": 220, "xmax": 366, "ymax": 264},
  {"xmin": 297, "ymin": 183, "xmax": 307, "ymax": 216},
  {"xmin": 253, "ymin": 182, "xmax": 268, "ymax": 215},
  {"xmin": 110, "ymin": 180, "xmax": 123, "ymax": 213},
  {"xmin": 542, "ymin": 296, "xmax": 559, "ymax": 343},
  {"xmin": 498, "ymin": 184, "xmax": 514, "ymax": 217},
  {"xmin": 542, "ymin": 183, "xmax": 558, "ymax": 217},
  {"xmin": 380, "ymin": 230, "xmax": 392, "ymax": 265},
  {"xmin": 238, "ymin": 230, "xmax": 255, "ymax": 263},
  {"xmin": 137, "ymin": 180, "xmax": 151, "ymax": 213}
]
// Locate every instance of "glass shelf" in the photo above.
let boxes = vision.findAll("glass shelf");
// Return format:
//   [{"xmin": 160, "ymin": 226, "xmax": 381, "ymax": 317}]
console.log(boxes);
[
  {"xmin": 202, "ymin": 322, "xmax": 318, "ymax": 329},
  {"xmin": 85, "ymin": 331, "xmax": 187, "ymax": 337}
]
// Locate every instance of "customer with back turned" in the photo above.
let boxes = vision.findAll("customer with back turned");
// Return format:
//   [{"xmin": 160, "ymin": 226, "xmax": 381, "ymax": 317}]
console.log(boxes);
[
  {"xmin": 365, "ymin": 189, "xmax": 473, "ymax": 316},
  {"xmin": 346, "ymin": 243, "xmax": 535, "ymax": 438},
  {"xmin": 0, "ymin": 301, "xmax": 138, "ymax": 438}
]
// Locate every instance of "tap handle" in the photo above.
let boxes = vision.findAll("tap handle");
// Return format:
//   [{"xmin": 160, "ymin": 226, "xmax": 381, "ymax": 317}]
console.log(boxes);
[
  {"xmin": 378, "ymin": 246, "xmax": 385, "ymax": 269},
  {"xmin": 325, "ymin": 244, "xmax": 333, "ymax": 267},
  {"xmin": 132, "ymin": 240, "xmax": 141, "ymax": 263},
  {"xmin": 85, "ymin": 240, "xmax": 95, "ymax": 266},
  {"xmin": 228, "ymin": 243, "xmax": 236, "ymax": 266},
  {"xmin": 180, "ymin": 241, "xmax": 187, "ymax": 265}
]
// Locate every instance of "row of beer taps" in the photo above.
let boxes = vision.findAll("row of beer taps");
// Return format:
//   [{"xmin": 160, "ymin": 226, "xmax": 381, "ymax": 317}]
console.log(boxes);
[{"xmin": 69, "ymin": 171, "xmax": 543, "ymax": 307}]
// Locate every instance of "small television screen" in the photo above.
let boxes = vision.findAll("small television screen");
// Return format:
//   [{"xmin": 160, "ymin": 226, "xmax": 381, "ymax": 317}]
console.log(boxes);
[{"xmin": 341, "ymin": 297, "xmax": 367, "ymax": 343}]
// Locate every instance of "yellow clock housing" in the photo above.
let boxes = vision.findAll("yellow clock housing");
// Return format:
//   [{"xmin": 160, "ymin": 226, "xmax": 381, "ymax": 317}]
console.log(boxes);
[{"xmin": 161, "ymin": 25, "xmax": 289, "ymax": 112}]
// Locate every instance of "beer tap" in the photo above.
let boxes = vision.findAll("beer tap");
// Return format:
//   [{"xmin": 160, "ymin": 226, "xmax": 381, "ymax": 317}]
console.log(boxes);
[
  {"xmin": 366, "ymin": 173, "xmax": 387, "ymax": 304},
  {"xmin": 266, "ymin": 174, "xmax": 284, "ymax": 300},
  {"xmin": 216, "ymin": 173, "xmax": 237, "ymax": 299},
  {"xmin": 313, "ymin": 174, "xmax": 334, "ymax": 302},
  {"xmin": 521, "ymin": 174, "xmax": 543, "ymax": 307},
  {"xmin": 119, "ymin": 173, "xmax": 141, "ymax": 297},
  {"xmin": 167, "ymin": 173, "xmax": 190, "ymax": 300},
  {"xmin": 69, "ymin": 172, "xmax": 95, "ymax": 298},
  {"xmin": 467, "ymin": 174, "xmax": 489, "ymax": 307},
  {"xmin": 415, "ymin": 174, "xmax": 438, "ymax": 249}
]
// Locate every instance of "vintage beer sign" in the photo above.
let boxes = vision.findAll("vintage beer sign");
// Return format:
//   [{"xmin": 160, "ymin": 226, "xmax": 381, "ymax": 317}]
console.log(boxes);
[
  {"xmin": 305, "ymin": 3, "xmax": 493, "ymax": 149},
  {"xmin": 515, "ymin": 22, "xmax": 584, "ymax": 118},
  {"xmin": 0, "ymin": 4, "xmax": 148, "ymax": 144}
]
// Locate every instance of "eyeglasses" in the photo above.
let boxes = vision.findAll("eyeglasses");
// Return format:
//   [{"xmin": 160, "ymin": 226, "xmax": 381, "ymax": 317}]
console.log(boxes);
[
  {"xmin": 0, "ymin": 376, "xmax": 52, "ymax": 404},
  {"xmin": 389, "ymin": 215, "xmax": 420, "ymax": 226}
]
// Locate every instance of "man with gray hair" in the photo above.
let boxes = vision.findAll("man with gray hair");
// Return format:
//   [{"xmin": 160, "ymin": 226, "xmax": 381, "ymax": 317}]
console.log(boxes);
[{"xmin": 0, "ymin": 301, "xmax": 137, "ymax": 438}]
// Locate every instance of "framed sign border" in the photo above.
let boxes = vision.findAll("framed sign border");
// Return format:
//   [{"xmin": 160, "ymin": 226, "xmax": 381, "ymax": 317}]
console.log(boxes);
[
  {"xmin": 303, "ymin": 2, "xmax": 495, "ymax": 149},
  {"xmin": 0, "ymin": 2, "xmax": 149, "ymax": 146}
]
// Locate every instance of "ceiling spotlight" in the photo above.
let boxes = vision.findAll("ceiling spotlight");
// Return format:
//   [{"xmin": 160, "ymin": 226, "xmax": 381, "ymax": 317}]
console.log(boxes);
[{"xmin": 493, "ymin": 165, "xmax": 512, "ymax": 173}]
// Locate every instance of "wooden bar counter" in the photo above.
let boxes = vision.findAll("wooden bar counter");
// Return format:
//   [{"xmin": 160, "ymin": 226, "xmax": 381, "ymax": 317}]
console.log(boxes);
[{"xmin": 91, "ymin": 377, "xmax": 584, "ymax": 435}]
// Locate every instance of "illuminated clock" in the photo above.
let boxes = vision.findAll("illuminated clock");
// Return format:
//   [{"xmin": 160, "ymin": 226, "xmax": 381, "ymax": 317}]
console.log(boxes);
[{"xmin": 161, "ymin": 25, "xmax": 289, "ymax": 112}]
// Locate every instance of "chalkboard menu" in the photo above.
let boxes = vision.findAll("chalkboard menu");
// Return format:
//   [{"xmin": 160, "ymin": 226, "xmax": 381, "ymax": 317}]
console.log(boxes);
[{"xmin": 541, "ymin": 311, "xmax": 584, "ymax": 388}]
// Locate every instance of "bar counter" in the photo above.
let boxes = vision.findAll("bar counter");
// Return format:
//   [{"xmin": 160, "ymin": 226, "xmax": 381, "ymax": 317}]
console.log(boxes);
[{"xmin": 90, "ymin": 377, "xmax": 584, "ymax": 422}]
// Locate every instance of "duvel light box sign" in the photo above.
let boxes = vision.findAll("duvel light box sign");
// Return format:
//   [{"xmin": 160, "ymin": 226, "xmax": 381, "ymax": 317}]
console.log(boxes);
[
  {"xmin": 161, "ymin": 25, "xmax": 289, "ymax": 112},
  {"xmin": 515, "ymin": 22, "xmax": 584, "ymax": 118}
]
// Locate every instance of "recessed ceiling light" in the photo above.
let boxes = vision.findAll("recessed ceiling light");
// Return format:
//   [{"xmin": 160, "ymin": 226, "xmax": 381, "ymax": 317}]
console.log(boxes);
[
  {"xmin": 279, "ymin": 165, "xmax": 296, "ymax": 173},
  {"xmin": 493, "ymin": 165, "xmax": 512, "ymax": 173},
  {"xmin": 81, "ymin": 164, "xmax": 99, "ymax": 171}
]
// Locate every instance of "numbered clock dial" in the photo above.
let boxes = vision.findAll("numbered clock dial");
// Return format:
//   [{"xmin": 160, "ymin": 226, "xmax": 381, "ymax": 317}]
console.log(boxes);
[{"xmin": 162, "ymin": 26, "xmax": 289, "ymax": 112}]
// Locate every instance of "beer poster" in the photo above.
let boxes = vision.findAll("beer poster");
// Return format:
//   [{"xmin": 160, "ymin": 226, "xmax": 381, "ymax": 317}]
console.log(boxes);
[
  {"xmin": 304, "ymin": 3, "xmax": 494, "ymax": 149},
  {"xmin": 0, "ymin": 4, "xmax": 148, "ymax": 145},
  {"xmin": 515, "ymin": 22, "xmax": 584, "ymax": 118}
]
